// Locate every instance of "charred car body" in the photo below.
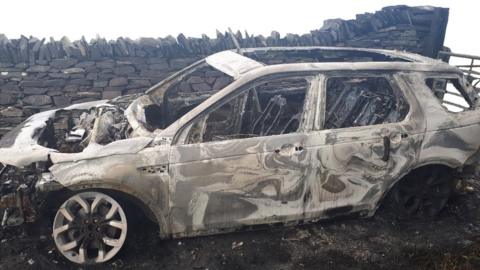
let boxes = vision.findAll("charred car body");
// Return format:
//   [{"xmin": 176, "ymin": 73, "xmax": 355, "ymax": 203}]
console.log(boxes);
[{"xmin": 1, "ymin": 47, "xmax": 479, "ymax": 264}]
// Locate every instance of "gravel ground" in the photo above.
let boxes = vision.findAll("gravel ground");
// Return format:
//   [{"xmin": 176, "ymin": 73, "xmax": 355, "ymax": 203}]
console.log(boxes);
[{"xmin": 1, "ymin": 178, "xmax": 479, "ymax": 270}]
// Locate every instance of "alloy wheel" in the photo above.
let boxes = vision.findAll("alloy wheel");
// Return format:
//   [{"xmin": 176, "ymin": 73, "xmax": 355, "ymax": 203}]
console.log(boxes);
[{"xmin": 52, "ymin": 192, "xmax": 128, "ymax": 264}]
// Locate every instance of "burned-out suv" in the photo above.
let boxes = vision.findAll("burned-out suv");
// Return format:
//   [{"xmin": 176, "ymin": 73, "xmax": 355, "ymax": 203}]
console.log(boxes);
[{"xmin": 1, "ymin": 47, "xmax": 479, "ymax": 264}]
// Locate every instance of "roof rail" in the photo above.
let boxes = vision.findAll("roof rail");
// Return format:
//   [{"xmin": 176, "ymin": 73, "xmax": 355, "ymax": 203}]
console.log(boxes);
[{"xmin": 439, "ymin": 50, "xmax": 480, "ymax": 88}]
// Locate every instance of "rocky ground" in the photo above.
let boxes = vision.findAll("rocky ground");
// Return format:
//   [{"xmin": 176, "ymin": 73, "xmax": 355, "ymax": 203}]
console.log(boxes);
[{"xmin": 1, "ymin": 178, "xmax": 479, "ymax": 270}]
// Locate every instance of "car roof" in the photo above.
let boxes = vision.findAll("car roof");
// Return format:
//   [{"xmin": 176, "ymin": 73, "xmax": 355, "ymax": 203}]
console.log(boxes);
[{"xmin": 205, "ymin": 47, "xmax": 459, "ymax": 77}]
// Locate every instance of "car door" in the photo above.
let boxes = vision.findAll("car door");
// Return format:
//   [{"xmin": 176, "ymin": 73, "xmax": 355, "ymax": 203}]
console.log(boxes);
[
  {"xmin": 167, "ymin": 74, "xmax": 319, "ymax": 236},
  {"xmin": 299, "ymin": 72, "xmax": 426, "ymax": 220}
]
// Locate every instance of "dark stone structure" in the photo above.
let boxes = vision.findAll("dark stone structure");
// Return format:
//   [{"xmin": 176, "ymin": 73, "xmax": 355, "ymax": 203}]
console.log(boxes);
[{"xmin": 0, "ymin": 5, "xmax": 449, "ymax": 136}]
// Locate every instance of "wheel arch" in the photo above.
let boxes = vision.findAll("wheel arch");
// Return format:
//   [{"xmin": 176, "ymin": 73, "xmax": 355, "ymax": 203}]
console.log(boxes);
[
  {"xmin": 375, "ymin": 162, "xmax": 458, "ymax": 211},
  {"xmin": 42, "ymin": 183, "xmax": 170, "ymax": 238}
]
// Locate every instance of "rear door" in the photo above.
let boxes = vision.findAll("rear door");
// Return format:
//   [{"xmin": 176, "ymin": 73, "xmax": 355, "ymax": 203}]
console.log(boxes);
[{"xmin": 301, "ymin": 72, "xmax": 426, "ymax": 219}]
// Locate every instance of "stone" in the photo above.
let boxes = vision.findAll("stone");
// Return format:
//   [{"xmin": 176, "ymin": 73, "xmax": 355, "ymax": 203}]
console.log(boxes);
[
  {"xmin": 0, "ymin": 63, "xmax": 13, "ymax": 68},
  {"xmin": 191, "ymin": 83, "xmax": 211, "ymax": 92},
  {"xmin": 213, "ymin": 77, "xmax": 232, "ymax": 90},
  {"xmin": 75, "ymin": 92, "xmax": 101, "ymax": 99},
  {"xmin": 69, "ymin": 79, "xmax": 91, "ymax": 86},
  {"xmin": 147, "ymin": 57, "xmax": 168, "ymax": 64},
  {"xmin": 34, "ymin": 73, "xmax": 49, "ymax": 80},
  {"xmin": 1, "ymin": 117, "xmax": 23, "ymax": 124},
  {"xmin": 23, "ymin": 95, "xmax": 51, "ymax": 106},
  {"xmin": 62, "ymin": 67, "xmax": 85, "ymax": 74},
  {"xmin": 63, "ymin": 85, "xmax": 79, "ymax": 92},
  {"xmin": 53, "ymin": 96, "xmax": 71, "ymax": 106},
  {"xmin": 148, "ymin": 63, "xmax": 169, "ymax": 71},
  {"xmin": 0, "ymin": 107, "xmax": 23, "ymax": 117},
  {"xmin": 93, "ymin": 80, "xmax": 109, "ymax": 88},
  {"xmin": 72, "ymin": 97, "xmax": 97, "ymax": 103},
  {"xmin": 187, "ymin": 76, "xmax": 204, "ymax": 84},
  {"xmin": 20, "ymin": 80, "xmax": 44, "ymax": 88},
  {"xmin": 43, "ymin": 79, "xmax": 66, "ymax": 87},
  {"xmin": 18, "ymin": 36, "xmax": 28, "ymax": 62},
  {"xmin": 104, "ymin": 86, "xmax": 125, "ymax": 92},
  {"xmin": 178, "ymin": 81, "xmax": 191, "ymax": 92},
  {"xmin": 170, "ymin": 58, "xmax": 196, "ymax": 69},
  {"xmin": 70, "ymin": 74, "xmax": 85, "ymax": 79},
  {"xmin": 113, "ymin": 66, "xmax": 135, "ymax": 75},
  {"xmin": 14, "ymin": 63, "xmax": 28, "ymax": 69},
  {"xmin": 139, "ymin": 70, "xmax": 165, "ymax": 78},
  {"xmin": 75, "ymin": 61, "xmax": 95, "ymax": 68},
  {"xmin": 50, "ymin": 59, "xmax": 78, "ymax": 69},
  {"xmin": 48, "ymin": 73, "xmax": 70, "ymax": 79},
  {"xmin": 26, "ymin": 66, "xmax": 50, "ymax": 73},
  {"xmin": 88, "ymin": 87, "xmax": 104, "ymax": 92},
  {"xmin": 126, "ymin": 79, "xmax": 151, "ymax": 89},
  {"xmin": 1, "ymin": 72, "xmax": 26, "ymax": 79},
  {"xmin": 109, "ymin": 77, "xmax": 128, "ymax": 87},
  {"xmin": 100, "ymin": 68, "xmax": 113, "ymax": 74},
  {"xmin": 98, "ymin": 73, "xmax": 115, "ymax": 80},
  {"xmin": 1, "ymin": 84, "xmax": 21, "ymax": 93},
  {"xmin": 47, "ymin": 90, "xmax": 63, "ymax": 96},
  {"xmin": 116, "ymin": 60, "xmax": 133, "ymax": 65},
  {"xmin": 86, "ymin": 73, "xmax": 98, "ymax": 80},
  {"xmin": 23, "ymin": 87, "xmax": 49, "ymax": 95},
  {"xmin": 96, "ymin": 60, "xmax": 115, "ymax": 69},
  {"xmin": 102, "ymin": 90, "xmax": 122, "ymax": 99},
  {"xmin": 205, "ymin": 76, "xmax": 216, "ymax": 85}
]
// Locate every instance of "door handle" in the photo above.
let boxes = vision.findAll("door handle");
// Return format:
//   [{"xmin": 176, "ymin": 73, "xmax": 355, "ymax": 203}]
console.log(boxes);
[
  {"xmin": 382, "ymin": 136, "xmax": 390, "ymax": 162},
  {"xmin": 274, "ymin": 145, "xmax": 304, "ymax": 154},
  {"xmin": 295, "ymin": 146, "xmax": 304, "ymax": 152}
]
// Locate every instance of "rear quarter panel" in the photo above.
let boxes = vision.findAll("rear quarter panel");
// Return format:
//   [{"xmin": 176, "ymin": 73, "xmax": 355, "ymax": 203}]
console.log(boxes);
[{"xmin": 405, "ymin": 73, "xmax": 480, "ymax": 168}]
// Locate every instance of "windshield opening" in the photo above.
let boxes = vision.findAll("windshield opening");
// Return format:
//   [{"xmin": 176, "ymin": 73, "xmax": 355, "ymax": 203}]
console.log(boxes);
[{"xmin": 144, "ymin": 61, "xmax": 234, "ymax": 130}]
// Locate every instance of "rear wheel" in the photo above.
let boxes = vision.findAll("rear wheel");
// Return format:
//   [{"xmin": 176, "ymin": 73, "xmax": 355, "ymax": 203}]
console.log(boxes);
[
  {"xmin": 388, "ymin": 166, "xmax": 454, "ymax": 219},
  {"xmin": 52, "ymin": 191, "xmax": 128, "ymax": 264}
]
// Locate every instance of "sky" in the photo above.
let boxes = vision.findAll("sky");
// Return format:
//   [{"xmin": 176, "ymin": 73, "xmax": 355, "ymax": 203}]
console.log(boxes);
[{"xmin": 0, "ymin": 0, "xmax": 477, "ymax": 58}]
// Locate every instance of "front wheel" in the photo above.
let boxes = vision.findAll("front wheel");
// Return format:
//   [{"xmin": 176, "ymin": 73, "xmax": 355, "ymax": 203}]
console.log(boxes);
[{"xmin": 52, "ymin": 191, "xmax": 128, "ymax": 264}]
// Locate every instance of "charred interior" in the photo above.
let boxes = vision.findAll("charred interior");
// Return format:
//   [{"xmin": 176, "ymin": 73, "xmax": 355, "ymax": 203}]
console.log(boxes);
[
  {"xmin": 325, "ymin": 76, "xmax": 410, "ymax": 129},
  {"xmin": 187, "ymin": 77, "xmax": 307, "ymax": 143}
]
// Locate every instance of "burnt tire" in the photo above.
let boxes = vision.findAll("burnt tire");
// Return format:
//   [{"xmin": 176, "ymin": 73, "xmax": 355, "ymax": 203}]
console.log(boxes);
[{"xmin": 387, "ymin": 166, "xmax": 455, "ymax": 219}]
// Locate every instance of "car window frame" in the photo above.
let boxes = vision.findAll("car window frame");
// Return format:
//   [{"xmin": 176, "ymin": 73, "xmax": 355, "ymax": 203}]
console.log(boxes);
[
  {"xmin": 421, "ymin": 73, "xmax": 476, "ymax": 114},
  {"xmin": 314, "ymin": 71, "xmax": 412, "ymax": 132},
  {"xmin": 172, "ymin": 72, "xmax": 320, "ymax": 146}
]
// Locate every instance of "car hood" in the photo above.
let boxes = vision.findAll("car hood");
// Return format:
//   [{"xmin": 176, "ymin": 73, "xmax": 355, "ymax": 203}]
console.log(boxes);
[
  {"xmin": 49, "ymin": 136, "xmax": 153, "ymax": 164},
  {"xmin": 0, "ymin": 100, "xmax": 152, "ymax": 167}
]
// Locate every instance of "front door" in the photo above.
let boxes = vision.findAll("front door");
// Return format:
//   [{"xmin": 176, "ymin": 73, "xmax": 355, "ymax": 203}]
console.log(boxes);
[{"xmin": 168, "ymin": 75, "xmax": 318, "ymax": 236}]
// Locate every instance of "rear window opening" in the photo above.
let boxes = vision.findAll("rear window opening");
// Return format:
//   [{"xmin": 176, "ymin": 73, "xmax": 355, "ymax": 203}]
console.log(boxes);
[{"xmin": 425, "ymin": 78, "xmax": 472, "ymax": 113}]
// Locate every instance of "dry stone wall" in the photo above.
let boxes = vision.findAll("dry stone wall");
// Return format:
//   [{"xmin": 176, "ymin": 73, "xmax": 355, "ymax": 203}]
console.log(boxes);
[{"xmin": 0, "ymin": 5, "xmax": 449, "ymax": 136}]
